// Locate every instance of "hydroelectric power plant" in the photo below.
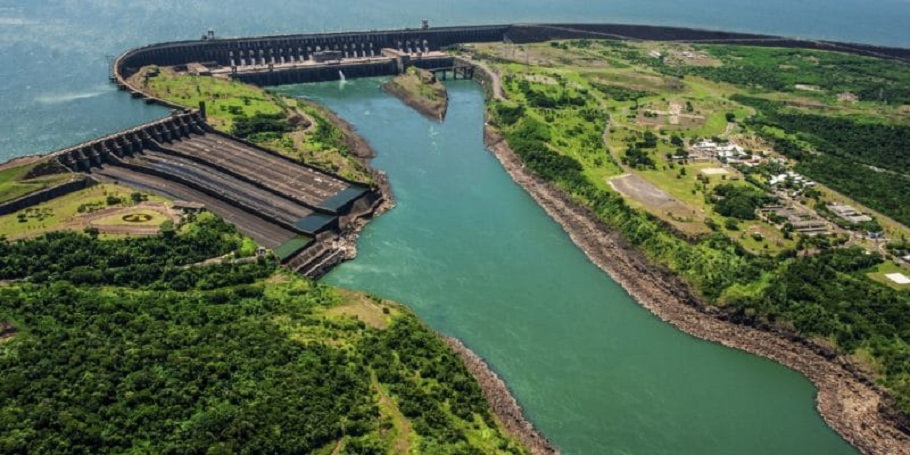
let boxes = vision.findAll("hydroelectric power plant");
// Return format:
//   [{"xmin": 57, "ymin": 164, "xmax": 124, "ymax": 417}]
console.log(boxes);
[{"xmin": 34, "ymin": 22, "xmax": 908, "ymax": 279}]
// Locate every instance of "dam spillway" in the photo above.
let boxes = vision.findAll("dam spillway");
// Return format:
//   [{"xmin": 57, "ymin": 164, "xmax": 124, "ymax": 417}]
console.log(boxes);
[{"xmin": 51, "ymin": 110, "xmax": 376, "ymax": 269}]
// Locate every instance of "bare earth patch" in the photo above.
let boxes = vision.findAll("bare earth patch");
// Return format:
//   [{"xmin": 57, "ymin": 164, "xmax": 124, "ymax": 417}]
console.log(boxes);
[
  {"xmin": 610, "ymin": 174, "xmax": 679, "ymax": 209},
  {"xmin": 0, "ymin": 321, "xmax": 17, "ymax": 343},
  {"xmin": 0, "ymin": 156, "xmax": 43, "ymax": 173},
  {"xmin": 609, "ymin": 174, "xmax": 708, "ymax": 235}
]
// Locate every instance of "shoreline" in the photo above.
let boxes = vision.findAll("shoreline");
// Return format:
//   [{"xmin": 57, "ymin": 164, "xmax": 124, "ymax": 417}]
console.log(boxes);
[
  {"xmin": 312, "ymin": 96, "xmax": 558, "ymax": 454},
  {"xmin": 443, "ymin": 337, "xmax": 560, "ymax": 455},
  {"xmin": 482, "ymin": 125, "xmax": 910, "ymax": 455}
]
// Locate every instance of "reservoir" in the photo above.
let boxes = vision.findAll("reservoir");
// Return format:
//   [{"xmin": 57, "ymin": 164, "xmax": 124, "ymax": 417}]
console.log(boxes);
[{"xmin": 277, "ymin": 79, "xmax": 858, "ymax": 454}]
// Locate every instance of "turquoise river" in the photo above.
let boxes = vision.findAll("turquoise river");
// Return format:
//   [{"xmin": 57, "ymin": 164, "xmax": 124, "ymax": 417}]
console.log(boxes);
[
  {"xmin": 4, "ymin": 1, "xmax": 907, "ymax": 453},
  {"xmin": 274, "ymin": 79, "xmax": 857, "ymax": 454}
]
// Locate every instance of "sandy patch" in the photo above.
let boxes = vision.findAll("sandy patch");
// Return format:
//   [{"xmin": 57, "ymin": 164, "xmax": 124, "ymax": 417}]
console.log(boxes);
[
  {"xmin": 610, "ymin": 174, "xmax": 682, "ymax": 209},
  {"xmin": 700, "ymin": 167, "xmax": 729, "ymax": 175}
]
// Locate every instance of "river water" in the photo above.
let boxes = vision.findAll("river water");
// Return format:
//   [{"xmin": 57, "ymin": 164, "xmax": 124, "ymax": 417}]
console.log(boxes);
[
  {"xmin": 275, "ymin": 79, "xmax": 856, "ymax": 454},
  {"xmin": 3, "ymin": 1, "xmax": 906, "ymax": 453}
]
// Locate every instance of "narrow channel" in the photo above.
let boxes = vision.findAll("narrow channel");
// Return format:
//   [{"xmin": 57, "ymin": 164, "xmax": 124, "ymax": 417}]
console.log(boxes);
[{"xmin": 272, "ymin": 78, "xmax": 856, "ymax": 454}]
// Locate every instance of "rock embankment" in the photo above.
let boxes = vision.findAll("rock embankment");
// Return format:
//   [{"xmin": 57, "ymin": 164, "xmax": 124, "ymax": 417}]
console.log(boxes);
[
  {"xmin": 444, "ymin": 337, "xmax": 560, "ymax": 455},
  {"xmin": 381, "ymin": 67, "xmax": 448, "ymax": 122},
  {"xmin": 483, "ymin": 126, "xmax": 910, "ymax": 455}
]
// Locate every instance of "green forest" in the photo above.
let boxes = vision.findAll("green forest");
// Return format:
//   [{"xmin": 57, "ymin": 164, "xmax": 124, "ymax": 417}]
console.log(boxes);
[
  {"xmin": 664, "ymin": 45, "xmax": 910, "ymax": 105},
  {"xmin": 0, "ymin": 217, "xmax": 525, "ymax": 454}
]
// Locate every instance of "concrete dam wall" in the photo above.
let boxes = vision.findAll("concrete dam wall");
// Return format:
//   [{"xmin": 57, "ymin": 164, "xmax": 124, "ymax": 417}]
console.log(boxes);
[
  {"xmin": 505, "ymin": 24, "xmax": 910, "ymax": 60},
  {"xmin": 112, "ymin": 23, "xmax": 910, "ymax": 91},
  {"xmin": 115, "ymin": 25, "xmax": 509, "ymax": 80}
]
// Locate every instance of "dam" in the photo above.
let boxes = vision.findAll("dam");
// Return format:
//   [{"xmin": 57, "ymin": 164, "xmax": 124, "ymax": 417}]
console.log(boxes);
[
  {"xmin": 49, "ymin": 109, "xmax": 377, "ymax": 276},
  {"xmin": 38, "ymin": 20, "xmax": 906, "ymax": 278},
  {"xmin": 111, "ymin": 22, "xmax": 910, "ymax": 103}
]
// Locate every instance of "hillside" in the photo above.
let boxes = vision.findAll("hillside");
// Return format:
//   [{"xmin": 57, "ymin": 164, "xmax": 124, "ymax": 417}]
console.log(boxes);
[{"xmin": 0, "ymin": 214, "xmax": 528, "ymax": 454}]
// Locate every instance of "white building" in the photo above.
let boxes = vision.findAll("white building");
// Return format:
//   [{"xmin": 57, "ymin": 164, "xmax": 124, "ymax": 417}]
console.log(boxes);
[
  {"xmin": 694, "ymin": 139, "xmax": 718, "ymax": 152},
  {"xmin": 769, "ymin": 171, "xmax": 814, "ymax": 187}
]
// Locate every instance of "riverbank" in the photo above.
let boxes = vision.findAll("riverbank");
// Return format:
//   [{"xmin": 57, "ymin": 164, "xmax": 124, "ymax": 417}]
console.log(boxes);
[
  {"xmin": 312, "ymin": 96, "xmax": 396, "ymax": 265},
  {"xmin": 482, "ymin": 125, "xmax": 910, "ymax": 455},
  {"xmin": 444, "ymin": 337, "xmax": 560, "ymax": 455},
  {"xmin": 323, "ymin": 89, "xmax": 556, "ymax": 455},
  {"xmin": 381, "ymin": 67, "xmax": 448, "ymax": 122}
]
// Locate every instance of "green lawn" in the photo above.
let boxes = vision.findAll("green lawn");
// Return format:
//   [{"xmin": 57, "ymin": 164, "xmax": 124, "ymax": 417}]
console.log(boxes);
[
  {"xmin": 0, "ymin": 161, "xmax": 72, "ymax": 204},
  {"xmin": 0, "ymin": 183, "xmax": 165, "ymax": 239},
  {"xmin": 142, "ymin": 68, "xmax": 283, "ymax": 132},
  {"xmin": 868, "ymin": 261, "xmax": 910, "ymax": 290}
]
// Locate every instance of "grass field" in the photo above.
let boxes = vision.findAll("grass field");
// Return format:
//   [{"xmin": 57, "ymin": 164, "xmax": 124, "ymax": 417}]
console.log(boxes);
[
  {"xmin": 868, "ymin": 261, "xmax": 910, "ymax": 291},
  {"xmin": 471, "ymin": 40, "xmax": 822, "ymax": 255},
  {"xmin": 0, "ymin": 161, "xmax": 72, "ymax": 204},
  {"xmin": 385, "ymin": 66, "xmax": 447, "ymax": 116},
  {"xmin": 139, "ymin": 68, "xmax": 283, "ymax": 132},
  {"xmin": 0, "ymin": 183, "xmax": 166, "ymax": 239},
  {"xmin": 138, "ymin": 67, "xmax": 372, "ymax": 183}
]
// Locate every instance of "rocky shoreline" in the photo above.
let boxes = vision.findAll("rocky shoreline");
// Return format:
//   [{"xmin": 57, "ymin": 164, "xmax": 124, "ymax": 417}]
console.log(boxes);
[
  {"xmin": 482, "ymin": 125, "xmax": 910, "ymax": 455},
  {"xmin": 443, "ymin": 337, "xmax": 560, "ymax": 455}
]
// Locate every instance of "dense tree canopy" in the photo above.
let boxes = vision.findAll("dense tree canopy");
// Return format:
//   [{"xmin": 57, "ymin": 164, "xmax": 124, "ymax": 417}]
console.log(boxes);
[{"xmin": 0, "ymin": 221, "xmax": 526, "ymax": 454}]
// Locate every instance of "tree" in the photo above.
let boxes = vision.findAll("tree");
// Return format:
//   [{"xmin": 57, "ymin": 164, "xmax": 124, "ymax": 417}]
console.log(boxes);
[
  {"xmin": 670, "ymin": 135, "xmax": 684, "ymax": 147},
  {"xmin": 130, "ymin": 192, "xmax": 146, "ymax": 204}
]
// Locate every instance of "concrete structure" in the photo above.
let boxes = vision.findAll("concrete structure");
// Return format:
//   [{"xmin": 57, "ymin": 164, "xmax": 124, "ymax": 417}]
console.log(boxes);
[
  {"xmin": 770, "ymin": 171, "xmax": 815, "ymax": 188},
  {"xmin": 828, "ymin": 203, "xmax": 873, "ymax": 224},
  {"xmin": 761, "ymin": 205, "xmax": 830, "ymax": 235},
  {"xmin": 49, "ymin": 110, "xmax": 377, "ymax": 271},
  {"xmin": 173, "ymin": 200, "xmax": 206, "ymax": 214},
  {"xmin": 111, "ymin": 23, "xmax": 910, "ymax": 98},
  {"xmin": 186, "ymin": 62, "xmax": 211, "ymax": 75}
]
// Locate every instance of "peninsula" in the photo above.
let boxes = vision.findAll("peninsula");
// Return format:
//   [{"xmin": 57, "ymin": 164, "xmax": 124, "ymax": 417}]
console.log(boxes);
[{"xmin": 382, "ymin": 66, "xmax": 449, "ymax": 121}]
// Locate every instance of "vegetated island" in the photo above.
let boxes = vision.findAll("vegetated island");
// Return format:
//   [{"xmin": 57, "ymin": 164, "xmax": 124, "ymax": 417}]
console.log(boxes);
[
  {"xmin": 0, "ymin": 66, "xmax": 548, "ymax": 453},
  {"xmin": 462, "ymin": 38, "xmax": 910, "ymax": 454},
  {"xmin": 382, "ymin": 66, "xmax": 449, "ymax": 121}
]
